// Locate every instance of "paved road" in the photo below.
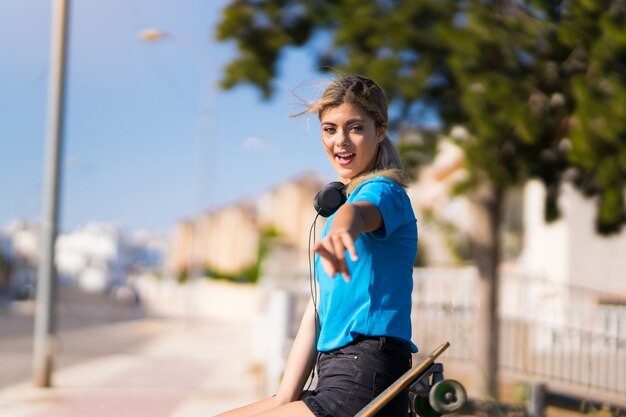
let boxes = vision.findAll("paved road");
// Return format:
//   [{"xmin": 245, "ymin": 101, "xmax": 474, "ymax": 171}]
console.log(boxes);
[
  {"xmin": 0, "ymin": 287, "xmax": 265, "ymax": 417},
  {"xmin": 0, "ymin": 285, "xmax": 161, "ymax": 388}
]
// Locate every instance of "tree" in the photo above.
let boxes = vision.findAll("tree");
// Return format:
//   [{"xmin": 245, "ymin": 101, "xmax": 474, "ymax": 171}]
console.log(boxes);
[
  {"xmin": 561, "ymin": 0, "xmax": 626, "ymax": 233},
  {"xmin": 215, "ymin": 0, "xmax": 626, "ymax": 400}
]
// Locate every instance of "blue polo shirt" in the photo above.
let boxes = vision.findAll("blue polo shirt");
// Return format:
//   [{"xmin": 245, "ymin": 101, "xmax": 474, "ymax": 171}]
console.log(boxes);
[{"xmin": 315, "ymin": 177, "xmax": 418, "ymax": 353}]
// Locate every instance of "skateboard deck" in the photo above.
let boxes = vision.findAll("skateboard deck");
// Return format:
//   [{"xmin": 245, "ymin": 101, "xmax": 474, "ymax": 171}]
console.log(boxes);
[{"xmin": 355, "ymin": 341, "xmax": 450, "ymax": 417}]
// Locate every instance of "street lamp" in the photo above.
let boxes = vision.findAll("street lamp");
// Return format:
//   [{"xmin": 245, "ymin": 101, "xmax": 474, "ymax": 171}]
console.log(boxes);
[
  {"xmin": 138, "ymin": 28, "xmax": 216, "ymax": 281},
  {"xmin": 137, "ymin": 28, "xmax": 169, "ymax": 43}
]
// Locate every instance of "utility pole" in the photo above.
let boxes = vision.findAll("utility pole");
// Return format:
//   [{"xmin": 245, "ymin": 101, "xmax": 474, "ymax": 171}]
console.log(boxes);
[{"xmin": 33, "ymin": 0, "xmax": 70, "ymax": 388}]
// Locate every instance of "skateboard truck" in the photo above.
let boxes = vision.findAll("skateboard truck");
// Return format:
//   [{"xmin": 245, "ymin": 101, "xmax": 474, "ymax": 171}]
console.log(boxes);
[
  {"xmin": 356, "ymin": 342, "xmax": 467, "ymax": 417},
  {"xmin": 409, "ymin": 362, "xmax": 467, "ymax": 417}
]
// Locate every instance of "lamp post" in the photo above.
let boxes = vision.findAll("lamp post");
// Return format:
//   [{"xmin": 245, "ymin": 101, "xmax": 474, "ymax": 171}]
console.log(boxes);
[
  {"xmin": 138, "ymin": 29, "xmax": 216, "ymax": 280},
  {"xmin": 33, "ymin": 0, "xmax": 70, "ymax": 388}
]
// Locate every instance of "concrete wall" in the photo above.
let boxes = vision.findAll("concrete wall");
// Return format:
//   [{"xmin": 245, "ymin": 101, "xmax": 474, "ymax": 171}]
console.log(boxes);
[
  {"xmin": 520, "ymin": 180, "xmax": 570, "ymax": 284},
  {"xmin": 520, "ymin": 180, "xmax": 626, "ymax": 297},
  {"xmin": 136, "ymin": 275, "xmax": 262, "ymax": 323},
  {"xmin": 565, "ymin": 183, "xmax": 626, "ymax": 294}
]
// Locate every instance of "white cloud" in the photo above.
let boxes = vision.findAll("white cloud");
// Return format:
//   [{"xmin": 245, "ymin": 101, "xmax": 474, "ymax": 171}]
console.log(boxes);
[
  {"xmin": 66, "ymin": 156, "xmax": 82, "ymax": 169},
  {"xmin": 241, "ymin": 137, "xmax": 267, "ymax": 151}
]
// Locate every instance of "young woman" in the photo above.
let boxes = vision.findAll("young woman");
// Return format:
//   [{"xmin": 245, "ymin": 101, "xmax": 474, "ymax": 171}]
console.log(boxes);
[{"xmin": 216, "ymin": 75, "xmax": 418, "ymax": 417}]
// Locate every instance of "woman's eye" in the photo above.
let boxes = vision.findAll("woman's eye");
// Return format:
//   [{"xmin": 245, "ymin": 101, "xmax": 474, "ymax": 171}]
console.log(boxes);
[
  {"xmin": 350, "ymin": 125, "xmax": 363, "ymax": 132},
  {"xmin": 323, "ymin": 127, "xmax": 336, "ymax": 134}
]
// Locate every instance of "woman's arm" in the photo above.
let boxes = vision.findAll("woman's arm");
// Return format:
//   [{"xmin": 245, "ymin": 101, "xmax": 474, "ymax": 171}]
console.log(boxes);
[
  {"xmin": 274, "ymin": 297, "xmax": 318, "ymax": 404},
  {"xmin": 314, "ymin": 201, "xmax": 382, "ymax": 281},
  {"xmin": 274, "ymin": 202, "xmax": 381, "ymax": 402}
]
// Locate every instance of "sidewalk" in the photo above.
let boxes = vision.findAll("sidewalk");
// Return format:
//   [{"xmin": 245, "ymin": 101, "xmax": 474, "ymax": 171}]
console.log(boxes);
[{"xmin": 0, "ymin": 318, "xmax": 265, "ymax": 417}]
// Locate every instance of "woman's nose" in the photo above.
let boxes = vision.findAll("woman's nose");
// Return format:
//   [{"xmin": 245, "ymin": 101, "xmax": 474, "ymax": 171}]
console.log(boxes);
[{"xmin": 337, "ymin": 129, "xmax": 350, "ymax": 147}]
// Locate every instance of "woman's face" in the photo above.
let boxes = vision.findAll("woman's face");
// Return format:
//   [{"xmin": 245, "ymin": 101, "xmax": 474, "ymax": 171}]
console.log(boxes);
[{"xmin": 320, "ymin": 102, "xmax": 385, "ymax": 184}]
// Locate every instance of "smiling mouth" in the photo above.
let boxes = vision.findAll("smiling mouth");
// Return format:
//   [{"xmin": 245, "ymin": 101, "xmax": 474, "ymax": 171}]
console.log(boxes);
[{"xmin": 335, "ymin": 152, "xmax": 355, "ymax": 166}]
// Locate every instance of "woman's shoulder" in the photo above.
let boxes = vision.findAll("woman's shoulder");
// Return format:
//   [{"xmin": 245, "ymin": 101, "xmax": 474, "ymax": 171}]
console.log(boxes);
[{"xmin": 347, "ymin": 168, "xmax": 407, "ymax": 196}]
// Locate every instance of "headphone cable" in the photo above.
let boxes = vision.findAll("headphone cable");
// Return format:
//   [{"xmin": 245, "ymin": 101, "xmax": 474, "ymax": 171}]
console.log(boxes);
[{"xmin": 304, "ymin": 211, "xmax": 321, "ymax": 392}]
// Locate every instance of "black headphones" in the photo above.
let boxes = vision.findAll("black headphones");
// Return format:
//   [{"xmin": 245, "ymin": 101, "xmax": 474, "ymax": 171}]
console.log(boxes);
[{"xmin": 314, "ymin": 181, "xmax": 347, "ymax": 217}]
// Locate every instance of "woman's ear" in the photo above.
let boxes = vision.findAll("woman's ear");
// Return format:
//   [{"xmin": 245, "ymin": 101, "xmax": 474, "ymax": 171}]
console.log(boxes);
[{"xmin": 376, "ymin": 126, "xmax": 387, "ymax": 143}]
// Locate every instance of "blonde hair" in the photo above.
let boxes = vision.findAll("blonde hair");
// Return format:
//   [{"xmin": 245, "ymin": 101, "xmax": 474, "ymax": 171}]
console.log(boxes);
[{"xmin": 294, "ymin": 74, "xmax": 406, "ymax": 186}]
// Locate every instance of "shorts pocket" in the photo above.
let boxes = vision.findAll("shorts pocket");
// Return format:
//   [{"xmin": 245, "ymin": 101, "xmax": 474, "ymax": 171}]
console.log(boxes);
[{"xmin": 316, "ymin": 350, "xmax": 359, "ymax": 392}]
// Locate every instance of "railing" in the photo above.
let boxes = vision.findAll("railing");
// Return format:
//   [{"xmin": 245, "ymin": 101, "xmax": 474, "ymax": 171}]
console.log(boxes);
[
  {"xmin": 412, "ymin": 267, "xmax": 478, "ymax": 363},
  {"xmin": 500, "ymin": 309, "xmax": 626, "ymax": 396},
  {"xmin": 411, "ymin": 267, "xmax": 626, "ymax": 402}
]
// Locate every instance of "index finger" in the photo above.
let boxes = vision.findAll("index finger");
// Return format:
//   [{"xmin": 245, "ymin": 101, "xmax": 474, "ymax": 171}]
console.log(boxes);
[{"xmin": 340, "ymin": 233, "xmax": 358, "ymax": 262}]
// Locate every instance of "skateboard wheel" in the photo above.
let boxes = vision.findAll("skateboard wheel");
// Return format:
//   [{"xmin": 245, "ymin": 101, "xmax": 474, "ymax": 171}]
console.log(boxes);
[
  {"xmin": 428, "ymin": 379, "xmax": 467, "ymax": 414},
  {"xmin": 411, "ymin": 394, "xmax": 441, "ymax": 417}
]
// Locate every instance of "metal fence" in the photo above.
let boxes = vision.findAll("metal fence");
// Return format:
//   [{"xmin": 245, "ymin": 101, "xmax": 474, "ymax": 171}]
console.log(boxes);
[
  {"xmin": 411, "ymin": 267, "xmax": 626, "ymax": 402},
  {"xmin": 500, "ymin": 307, "xmax": 626, "ymax": 397},
  {"xmin": 411, "ymin": 267, "xmax": 478, "ymax": 363}
]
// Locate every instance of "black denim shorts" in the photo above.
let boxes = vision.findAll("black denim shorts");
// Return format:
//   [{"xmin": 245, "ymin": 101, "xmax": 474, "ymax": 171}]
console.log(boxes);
[{"xmin": 301, "ymin": 336, "xmax": 412, "ymax": 417}]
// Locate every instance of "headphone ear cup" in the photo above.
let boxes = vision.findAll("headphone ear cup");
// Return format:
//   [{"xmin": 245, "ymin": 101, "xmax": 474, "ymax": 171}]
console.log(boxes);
[{"xmin": 314, "ymin": 182, "xmax": 347, "ymax": 217}]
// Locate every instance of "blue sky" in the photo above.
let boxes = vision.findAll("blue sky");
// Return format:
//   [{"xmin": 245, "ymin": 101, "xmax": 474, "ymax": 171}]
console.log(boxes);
[{"xmin": 0, "ymin": 0, "xmax": 337, "ymax": 234}]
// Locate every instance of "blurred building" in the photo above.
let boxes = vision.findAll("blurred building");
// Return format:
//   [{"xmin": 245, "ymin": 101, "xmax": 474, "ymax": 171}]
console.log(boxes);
[
  {"xmin": 198, "ymin": 202, "xmax": 259, "ymax": 277},
  {"xmin": 0, "ymin": 221, "xmax": 166, "ymax": 298},
  {"xmin": 256, "ymin": 174, "xmax": 325, "ymax": 264},
  {"xmin": 56, "ymin": 223, "xmax": 124, "ymax": 291},
  {"xmin": 0, "ymin": 230, "xmax": 9, "ymax": 297},
  {"xmin": 520, "ymin": 180, "xmax": 626, "ymax": 303},
  {"xmin": 168, "ymin": 203, "xmax": 259, "ymax": 280},
  {"xmin": 169, "ymin": 220, "xmax": 194, "ymax": 276},
  {"xmin": 166, "ymin": 173, "xmax": 325, "ymax": 281},
  {"xmin": 407, "ymin": 139, "xmax": 474, "ymax": 266},
  {"xmin": 0, "ymin": 221, "xmax": 40, "ymax": 300},
  {"xmin": 408, "ymin": 137, "xmax": 626, "ymax": 304},
  {"xmin": 56, "ymin": 223, "xmax": 165, "ymax": 292}
]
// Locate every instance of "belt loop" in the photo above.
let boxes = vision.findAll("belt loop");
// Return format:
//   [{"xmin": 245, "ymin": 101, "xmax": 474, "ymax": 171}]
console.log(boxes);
[{"xmin": 379, "ymin": 336, "xmax": 386, "ymax": 351}]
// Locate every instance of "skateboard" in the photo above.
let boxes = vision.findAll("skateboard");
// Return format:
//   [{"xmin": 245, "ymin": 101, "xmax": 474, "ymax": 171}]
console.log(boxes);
[{"xmin": 355, "ymin": 341, "xmax": 467, "ymax": 417}]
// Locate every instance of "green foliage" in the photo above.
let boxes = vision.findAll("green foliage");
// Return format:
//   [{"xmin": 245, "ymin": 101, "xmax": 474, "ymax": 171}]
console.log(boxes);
[
  {"xmin": 215, "ymin": 0, "xmax": 314, "ymax": 98},
  {"xmin": 420, "ymin": 207, "xmax": 472, "ymax": 263},
  {"xmin": 203, "ymin": 264, "xmax": 256, "ymax": 283},
  {"xmin": 566, "ymin": 2, "xmax": 626, "ymax": 233},
  {"xmin": 581, "ymin": 402, "xmax": 620, "ymax": 417},
  {"xmin": 250, "ymin": 224, "xmax": 282, "ymax": 282},
  {"xmin": 216, "ymin": 0, "xmax": 626, "ymax": 234},
  {"xmin": 177, "ymin": 269, "xmax": 189, "ymax": 284}
]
